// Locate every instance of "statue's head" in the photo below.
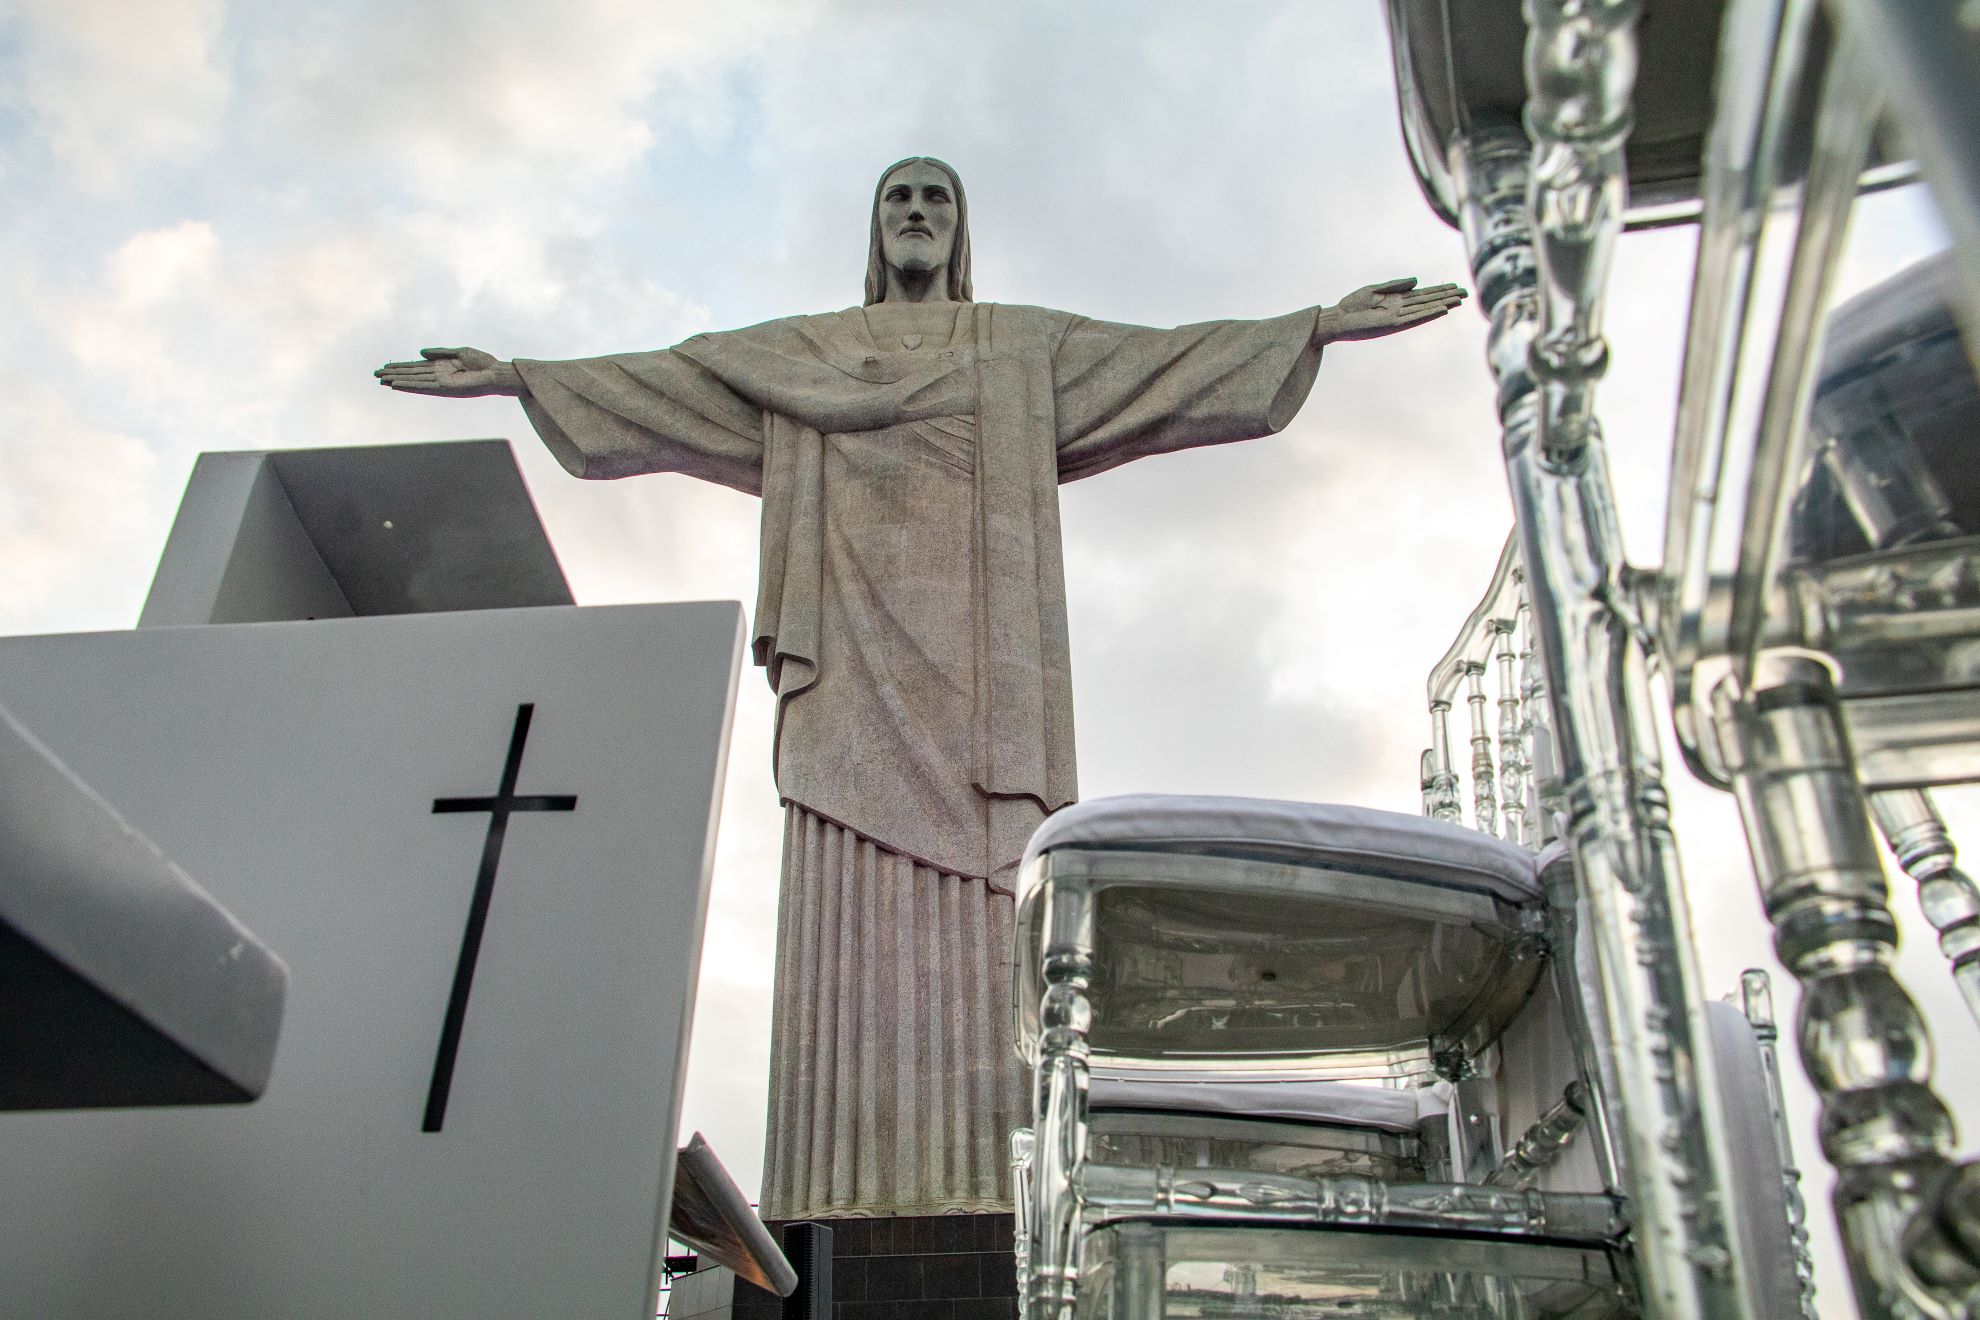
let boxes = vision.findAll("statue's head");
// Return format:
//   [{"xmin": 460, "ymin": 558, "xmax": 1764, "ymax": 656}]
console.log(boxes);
[{"xmin": 865, "ymin": 156, "xmax": 973, "ymax": 305}]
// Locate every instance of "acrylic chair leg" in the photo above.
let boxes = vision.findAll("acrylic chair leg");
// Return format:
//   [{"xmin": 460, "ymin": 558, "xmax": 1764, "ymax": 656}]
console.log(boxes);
[
  {"xmin": 1483, "ymin": 1273, "xmax": 1533, "ymax": 1320},
  {"xmin": 1112, "ymin": 1221, "xmax": 1165, "ymax": 1320},
  {"xmin": 1868, "ymin": 789, "xmax": 1980, "ymax": 1030},
  {"xmin": 1458, "ymin": 122, "xmax": 1753, "ymax": 1320},
  {"xmin": 1540, "ymin": 854, "xmax": 1622, "ymax": 1193},
  {"xmin": 1905, "ymin": 1161, "xmax": 1980, "ymax": 1303},
  {"xmin": 1029, "ymin": 876, "xmax": 1095, "ymax": 1320},
  {"xmin": 1714, "ymin": 658, "xmax": 1970, "ymax": 1317},
  {"xmin": 1011, "ymin": 1127, "xmax": 1035, "ymax": 1319},
  {"xmin": 1736, "ymin": 969, "xmax": 1820, "ymax": 1320}
]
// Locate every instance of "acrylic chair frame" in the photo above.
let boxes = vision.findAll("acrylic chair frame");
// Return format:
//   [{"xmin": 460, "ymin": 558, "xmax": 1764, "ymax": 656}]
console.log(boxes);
[
  {"xmin": 1389, "ymin": 0, "xmax": 1980, "ymax": 1306},
  {"xmin": 1650, "ymin": 0, "xmax": 1980, "ymax": 1310},
  {"xmin": 1015, "ymin": 822, "xmax": 1633, "ymax": 1320},
  {"xmin": 1014, "ymin": 846, "xmax": 1548, "ymax": 1082},
  {"xmin": 1074, "ymin": 1221, "xmax": 1634, "ymax": 1320}
]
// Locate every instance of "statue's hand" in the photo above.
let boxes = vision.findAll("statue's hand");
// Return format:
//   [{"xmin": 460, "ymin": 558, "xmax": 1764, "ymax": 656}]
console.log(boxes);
[
  {"xmin": 374, "ymin": 347, "xmax": 523, "ymax": 397},
  {"xmin": 1314, "ymin": 278, "xmax": 1468, "ymax": 344}
]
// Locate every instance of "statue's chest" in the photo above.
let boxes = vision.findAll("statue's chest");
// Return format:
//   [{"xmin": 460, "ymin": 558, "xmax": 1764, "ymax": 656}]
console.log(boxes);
[{"xmin": 860, "ymin": 304, "xmax": 967, "ymax": 354}]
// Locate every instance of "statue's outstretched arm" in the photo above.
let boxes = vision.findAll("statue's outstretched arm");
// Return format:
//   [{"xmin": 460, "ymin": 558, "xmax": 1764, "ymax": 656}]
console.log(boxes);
[
  {"xmin": 1051, "ymin": 279, "xmax": 1467, "ymax": 483},
  {"xmin": 375, "ymin": 347, "xmax": 524, "ymax": 398},
  {"xmin": 379, "ymin": 342, "xmax": 765, "ymax": 491},
  {"xmin": 1314, "ymin": 277, "xmax": 1467, "ymax": 344}
]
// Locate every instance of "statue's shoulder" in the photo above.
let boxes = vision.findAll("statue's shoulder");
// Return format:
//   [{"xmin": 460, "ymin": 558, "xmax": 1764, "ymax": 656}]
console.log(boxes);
[
  {"xmin": 974, "ymin": 303, "xmax": 1075, "ymax": 333},
  {"xmin": 670, "ymin": 311, "xmax": 866, "ymax": 370},
  {"xmin": 678, "ymin": 310, "xmax": 831, "ymax": 345}
]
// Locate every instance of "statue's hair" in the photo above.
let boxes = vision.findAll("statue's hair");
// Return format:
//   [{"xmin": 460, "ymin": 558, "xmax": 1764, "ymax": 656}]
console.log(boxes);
[{"xmin": 864, "ymin": 156, "xmax": 973, "ymax": 305}]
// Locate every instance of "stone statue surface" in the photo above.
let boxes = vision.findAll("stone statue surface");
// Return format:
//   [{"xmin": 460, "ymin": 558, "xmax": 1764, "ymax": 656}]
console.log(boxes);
[{"xmin": 378, "ymin": 156, "xmax": 1464, "ymax": 1219}]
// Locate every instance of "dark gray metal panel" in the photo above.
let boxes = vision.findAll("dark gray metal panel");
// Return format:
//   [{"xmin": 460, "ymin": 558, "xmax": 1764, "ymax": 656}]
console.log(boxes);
[
  {"xmin": 267, "ymin": 440, "xmax": 573, "ymax": 615},
  {"xmin": 0, "ymin": 703, "xmax": 289, "ymax": 1107},
  {"xmin": 779, "ymin": 1224, "xmax": 832, "ymax": 1320}
]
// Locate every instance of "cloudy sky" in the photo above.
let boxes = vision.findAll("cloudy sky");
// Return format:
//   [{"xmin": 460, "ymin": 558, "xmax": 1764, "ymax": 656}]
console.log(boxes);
[{"xmin": 2, "ymin": 0, "xmax": 1971, "ymax": 1311}]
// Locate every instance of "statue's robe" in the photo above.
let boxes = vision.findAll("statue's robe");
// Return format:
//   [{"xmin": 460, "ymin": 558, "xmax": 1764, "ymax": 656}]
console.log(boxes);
[{"xmin": 513, "ymin": 302, "xmax": 1323, "ymax": 1217}]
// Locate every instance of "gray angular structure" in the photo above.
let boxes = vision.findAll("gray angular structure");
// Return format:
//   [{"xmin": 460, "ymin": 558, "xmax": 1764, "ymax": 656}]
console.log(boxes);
[{"xmin": 1, "ymin": 703, "xmax": 288, "ymax": 1110}]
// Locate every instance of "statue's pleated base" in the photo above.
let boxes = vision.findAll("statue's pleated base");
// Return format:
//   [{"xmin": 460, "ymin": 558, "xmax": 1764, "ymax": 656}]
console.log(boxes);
[{"xmin": 761, "ymin": 805, "xmax": 1026, "ymax": 1219}]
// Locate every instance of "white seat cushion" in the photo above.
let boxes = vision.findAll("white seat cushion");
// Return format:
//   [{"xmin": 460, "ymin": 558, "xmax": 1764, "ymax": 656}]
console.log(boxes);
[
  {"xmin": 1026, "ymin": 794, "xmax": 1541, "ymax": 904},
  {"xmin": 1706, "ymin": 1000, "xmax": 1806, "ymax": 1319}
]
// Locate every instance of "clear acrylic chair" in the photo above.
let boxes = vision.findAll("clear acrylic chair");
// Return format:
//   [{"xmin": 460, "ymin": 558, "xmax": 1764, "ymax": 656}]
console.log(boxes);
[
  {"xmin": 1658, "ymin": 167, "xmax": 1980, "ymax": 1317},
  {"xmin": 1009, "ymin": 794, "xmax": 1803, "ymax": 1319},
  {"xmin": 1380, "ymin": 0, "xmax": 1980, "ymax": 1311}
]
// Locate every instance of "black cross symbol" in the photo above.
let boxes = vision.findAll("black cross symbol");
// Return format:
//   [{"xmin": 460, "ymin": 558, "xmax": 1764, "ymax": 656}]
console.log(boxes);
[{"xmin": 424, "ymin": 702, "xmax": 576, "ymax": 1132}]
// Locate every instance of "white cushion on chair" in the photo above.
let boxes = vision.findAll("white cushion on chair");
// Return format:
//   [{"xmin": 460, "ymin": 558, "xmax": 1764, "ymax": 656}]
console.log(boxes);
[
  {"xmin": 1088, "ymin": 1074, "xmax": 1423, "ymax": 1133},
  {"xmin": 1025, "ymin": 794, "xmax": 1541, "ymax": 904},
  {"xmin": 1706, "ymin": 1000, "xmax": 1807, "ymax": 1320}
]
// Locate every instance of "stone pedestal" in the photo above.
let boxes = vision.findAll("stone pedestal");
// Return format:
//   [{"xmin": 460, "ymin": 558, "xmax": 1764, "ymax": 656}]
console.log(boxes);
[{"xmin": 731, "ymin": 1215, "xmax": 1018, "ymax": 1320}]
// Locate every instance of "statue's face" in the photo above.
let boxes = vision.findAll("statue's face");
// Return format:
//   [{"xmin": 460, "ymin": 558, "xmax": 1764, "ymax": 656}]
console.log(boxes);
[{"xmin": 877, "ymin": 160, "xmax": 958, "ymax": 280}]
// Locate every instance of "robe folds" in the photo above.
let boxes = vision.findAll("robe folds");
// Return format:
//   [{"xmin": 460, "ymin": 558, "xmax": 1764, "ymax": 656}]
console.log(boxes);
[
  {"xmin": 516, "ymin": 302, "xmax": 1324, "ymax": 888},
  {"xmin": 514, "ymin": 302, "xmax": 1323, "ymax": 1216}
]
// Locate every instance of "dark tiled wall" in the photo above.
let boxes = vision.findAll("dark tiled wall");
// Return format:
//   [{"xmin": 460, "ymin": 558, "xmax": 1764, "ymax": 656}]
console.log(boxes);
[{"xmin": 733, "ymin": 1214, "xmax": 1017, "ymax": 1320}]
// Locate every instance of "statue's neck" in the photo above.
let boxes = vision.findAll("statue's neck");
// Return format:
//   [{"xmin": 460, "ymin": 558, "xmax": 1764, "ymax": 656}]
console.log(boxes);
[{"xmin": 882, "ymin": 266, "xmax": 952, "ymax": 304}]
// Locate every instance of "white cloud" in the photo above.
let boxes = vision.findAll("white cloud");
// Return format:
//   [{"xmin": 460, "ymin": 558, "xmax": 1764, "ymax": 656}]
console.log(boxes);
[
  {"xmin": 246, "ymin": 0, "xmax": 798, "ymax": 206},
  {"xmin": 0, "ymin": 379, "xmax": 157, "ymax": 625},
  {"xmin": 5, "ymin": 0, "xmax": 230, "ymax": 191},
  {"xmin": 105, "ymin": 219, "xmax": 221, "ymax": 310}
]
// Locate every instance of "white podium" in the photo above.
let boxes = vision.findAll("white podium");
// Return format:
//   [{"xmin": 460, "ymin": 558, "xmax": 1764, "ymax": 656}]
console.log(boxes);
[{"xmin": 0, "ymin": 441, "xmax": 744, "ymax": 1319}]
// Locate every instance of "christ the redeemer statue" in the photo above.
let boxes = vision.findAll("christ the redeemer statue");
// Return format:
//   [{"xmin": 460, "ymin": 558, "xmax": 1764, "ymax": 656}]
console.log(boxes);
[{"xmin": 378, "ymin": 156, "xmax": 1464, "ymax": 1221}]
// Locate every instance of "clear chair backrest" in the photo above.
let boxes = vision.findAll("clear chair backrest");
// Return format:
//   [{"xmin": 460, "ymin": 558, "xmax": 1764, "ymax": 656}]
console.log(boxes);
[
  {"xmin": 1016, "ymin": 842, "xmax": 1547, "ymax": 1082},
  {"xmin": 1421, "ymin": 530, "xmax": 1558, "ymax": 847}
]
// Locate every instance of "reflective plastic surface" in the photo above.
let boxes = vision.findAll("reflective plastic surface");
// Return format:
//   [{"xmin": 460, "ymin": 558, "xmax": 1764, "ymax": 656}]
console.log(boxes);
[
  {"xmin": 1088, "ymin": 1111, "xmax": 1423, "ymax": 1185},
  {"xmin": 1422, "ymin": 531, "xmax": 1548, "ymax": 847},
  {"xmin": 1663, "ymin": 30, "xmax": 1980, "ymax": 792},
  {"xmin": 1793, "ymin": 256, "xmax": 1975, "ymax": 564},
  {"xmin": 1389, "ymin": 0, "xmax": 1980, "ymax": 1309},
  {"xmin": 1385, "ymin": 0, "xmax": 1753, "ymax": 229},
  {"xmin": 1657, "ymin": 0, "xmax": 1980, "ymax": 1305},
  {"xmin": 1455, "ymin": 37, "xmax": 1759, "ymax": 1317},
  {"xmin": 1086, "ymin": 883, "xmax": 1537, "ymax": 1074},
  {"xmin": 1077, "ymin": 1223, "xmax": 1629, "ymax": 1320},
  {"xmin": 1016, "ymin": 851, "xmax": 1545, "ymax": 1079}
]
